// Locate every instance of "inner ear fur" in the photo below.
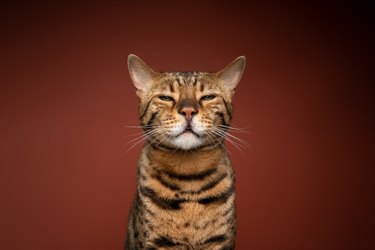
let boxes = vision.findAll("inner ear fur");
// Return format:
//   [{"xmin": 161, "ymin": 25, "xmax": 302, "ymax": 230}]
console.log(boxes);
[
  {"xmin": 128, "ymin": 54, "xmax": 159, "ymax": 94},
  {"xmin": 216, "ymin": 56, "xmax": 246, "ymax": 91}
]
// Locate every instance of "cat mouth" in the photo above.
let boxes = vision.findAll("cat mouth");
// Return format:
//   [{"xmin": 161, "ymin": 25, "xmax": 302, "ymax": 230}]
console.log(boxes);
[{"xmin": 178, "ymin": 126, "xmax": 200, "ymax": 137}]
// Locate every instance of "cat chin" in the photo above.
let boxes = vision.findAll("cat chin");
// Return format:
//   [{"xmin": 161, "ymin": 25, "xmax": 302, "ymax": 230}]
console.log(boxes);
[{"xmin": 169, "ymin": 132, "xmax": 204, "ymax": 150}]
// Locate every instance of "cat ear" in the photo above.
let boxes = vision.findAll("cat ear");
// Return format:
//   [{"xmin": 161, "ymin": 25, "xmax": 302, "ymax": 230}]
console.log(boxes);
[
  {"xmin": 217, "ymin": 56, "xmax": 246, "ymax": 91},
  {"xmin": 128, "ymin": 54, "xmax": 159, "ymax": 94}
]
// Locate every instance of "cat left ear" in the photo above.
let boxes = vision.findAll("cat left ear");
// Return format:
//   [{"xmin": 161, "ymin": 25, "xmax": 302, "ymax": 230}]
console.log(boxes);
[
  {"xmin": 216, "ymin": 56, "xmax": 246, "ymax": 91},
  {"xmin": 128, "ymin": 54, "xmax": 159, "ymax": 95}
]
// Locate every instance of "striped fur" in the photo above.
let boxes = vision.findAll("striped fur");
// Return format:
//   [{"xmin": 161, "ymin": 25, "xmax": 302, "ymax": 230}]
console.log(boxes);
[{"xmin": 126, "ymin": 55, "xmax": 245, "ymax": 250}]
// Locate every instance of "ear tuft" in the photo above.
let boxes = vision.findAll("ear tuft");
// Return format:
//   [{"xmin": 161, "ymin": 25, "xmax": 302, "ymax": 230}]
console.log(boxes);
[
  {"xmin": 217, "ymin": 56, "xmax": 246, "ymax": 91},
  {"xmin": 127, "ymin": 54, "xmax": 158, "ymax": 93}
]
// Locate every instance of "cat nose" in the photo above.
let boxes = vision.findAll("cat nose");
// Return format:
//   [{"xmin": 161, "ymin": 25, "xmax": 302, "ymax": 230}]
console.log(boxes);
[{"xmin": 179, "ymin": 106, "xmax": 198, "ymax": 122}]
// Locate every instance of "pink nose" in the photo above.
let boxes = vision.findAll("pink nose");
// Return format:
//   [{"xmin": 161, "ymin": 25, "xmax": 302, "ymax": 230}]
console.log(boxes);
[{"xmin": 180, "ymin": 106, "xmax": 197, "ymax": 122}]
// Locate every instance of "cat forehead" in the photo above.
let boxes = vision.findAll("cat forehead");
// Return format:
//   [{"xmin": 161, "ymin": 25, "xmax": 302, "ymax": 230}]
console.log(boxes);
[{"xmin": 158, "ymin": 71, "xmax": 214, "ymax": 87}]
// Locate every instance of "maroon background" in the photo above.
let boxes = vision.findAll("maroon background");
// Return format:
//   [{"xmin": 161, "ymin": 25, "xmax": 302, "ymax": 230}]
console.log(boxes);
[{"xmin": 0, "ymin": 1, "xmax": 373, "ymax": 250}]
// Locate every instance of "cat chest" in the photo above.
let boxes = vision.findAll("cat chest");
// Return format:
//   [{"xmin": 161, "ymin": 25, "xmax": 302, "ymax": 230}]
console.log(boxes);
[{"xmin": 146, "ymin": 201, "xmax": 235, "ymax": 244}]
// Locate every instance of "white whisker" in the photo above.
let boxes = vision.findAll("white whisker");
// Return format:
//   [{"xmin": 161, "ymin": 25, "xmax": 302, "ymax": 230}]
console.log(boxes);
[
  {"xmin": 215, "ymin": 129, "xmax": 250, "ymax": 148},
  {"xmin": 209, "ymin": 128, "xmax": 249, "ymax": 155},
  {"xmin": 218, "ymin": 124, "xmax": 250, "ymax": 134},
  {"xmin": 126, "ymin": 128, "xmax": 164, "ymax": 152}
]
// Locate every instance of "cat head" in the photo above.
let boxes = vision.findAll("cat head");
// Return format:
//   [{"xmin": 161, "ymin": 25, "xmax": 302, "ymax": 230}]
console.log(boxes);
[{"xmin": 128, "ymin": 54, "xmax": 246, "ymax": 151}]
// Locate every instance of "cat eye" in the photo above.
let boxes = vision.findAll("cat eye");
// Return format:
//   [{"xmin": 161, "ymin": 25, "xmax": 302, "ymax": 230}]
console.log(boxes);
[
  {"xmin": 200, "ymin": 95, "xmax": 216, "ymax": 101},
  {"xmin": 159, "ymin": 95, "xmax": 174, "ymax": 101}
]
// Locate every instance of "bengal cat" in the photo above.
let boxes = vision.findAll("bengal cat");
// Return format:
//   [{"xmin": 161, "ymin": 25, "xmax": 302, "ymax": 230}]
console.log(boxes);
[{"xmin": 125, "ymin": 54, "xmax": 246, "ymax": 250}]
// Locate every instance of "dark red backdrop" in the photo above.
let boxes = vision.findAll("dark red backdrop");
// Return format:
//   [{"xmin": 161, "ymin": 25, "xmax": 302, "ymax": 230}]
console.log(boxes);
[{"xmin": 0, "ymin": 1, "xmax": 373, "ymax": 250}]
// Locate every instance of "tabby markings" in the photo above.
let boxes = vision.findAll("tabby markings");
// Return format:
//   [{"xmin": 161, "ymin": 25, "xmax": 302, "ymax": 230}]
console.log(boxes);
[
  {"xmin": 162, "ymin": 167, "xmax": 217, "ymax": 181},
  {"xmin": 140, "ymin": 178, "xmax": 233, "ymax": 209},
  {"xmin": 140, "ymin": 186, "xmax": 186, "ymax": 210},
  {"xmin": 145, "ymin": 112, "xmax": 158, "ymax": 128},
  {"xmin": 169, "ymin": 82, "xmax": 175, "ymax": 92},
  {"xmin": 154, "ymin": 172, "xmax": 181, "ymax": 191},
  {"xmin": 197, "ymin": 184, "xmax": 234, "ymax": 205},
  {"xmin": 219, "ymin": 96, "xmax": 232, "ymax": 120},
  {"xmin": 203, "ymin": 234, "xmax": 227, "ymax": 244},
  {"xmin": 178, "ymin": 172, "xmax": 228, "ymax": 195},
  {"xmin": 199, "ymin": 172, "xmax": 228, "ymax": 192},
  {"xmin": 154, "ymin": 236, "xmax": 181, "ymax": 247},
  {"xmin": 139, "ymin": 100, "xmax": 151, "ymax": 121}
]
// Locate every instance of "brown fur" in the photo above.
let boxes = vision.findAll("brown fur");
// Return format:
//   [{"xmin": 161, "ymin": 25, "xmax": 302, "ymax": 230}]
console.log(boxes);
[{"xmin": 125, "ymin": 55, "xmax": 245, "ymax": 250}]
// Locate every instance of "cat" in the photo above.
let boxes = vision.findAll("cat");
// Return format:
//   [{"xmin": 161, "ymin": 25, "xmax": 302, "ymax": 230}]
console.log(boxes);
[{"xmin": 125, "ymin": 54, "xmax": 246, "ymax": 250}]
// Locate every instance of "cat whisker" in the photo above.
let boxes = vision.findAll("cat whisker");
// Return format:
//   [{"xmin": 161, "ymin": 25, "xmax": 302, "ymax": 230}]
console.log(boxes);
[
  {"xmin": 209, "ymin": 129, "xmax": 247, "ymax": 154},
  {"xmin": 211, "ymin": 130, "xmax": 243, "ymax": 149},
  {"xmin": 218, "ymin": 125, "xmax": 250, "ymax": 134},
  {"xmin": 217, "ymin": 127, "xmax": 253, "ymax": 151},
  {"xmin": 204, "ymin": 131, "xmax": 216, "ymax": 147},
  {"xmin": 126, "ymin": 135, "xmax": 150, "ymax": 152},
  {"xmin": 207, "ymin": 131, "xmax": 239, "ymax": 154},
  {"xmin": 144, "ymin": 132, "xmax": 170, "ymax": 149},
  {"xmin": 124, "ymin": 125, "xmax": 161, "ymax": 139},
  {"xmin": 123, "ymin": 131, "xmax": 148, "ymax": 138},
  {"xmin": 126, "ymin": 129, "xmax": 161, "ymax": 144},
  {"xmin": 125, "ymin": 124, "xmax": 158, "ymax": 129},
  {"xmin": 206, "ymin": 130, "xmax": 225, "ymax": 149},
  {"xmin": 126, "ymin": 128, "xmax": 164, "ymax": 152},
  {"xmin": 154, "ymin": 133, "xmax": 171, "ymax": 148},
  {"xmin": 215, "ymin": 129, "xmax": 250, "ymax": 148}
]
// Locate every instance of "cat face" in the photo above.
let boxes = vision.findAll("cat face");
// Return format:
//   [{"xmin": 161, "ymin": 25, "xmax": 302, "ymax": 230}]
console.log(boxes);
[{"xmin": 128, "ymin": 55, "xmax": 245, "ymax": 150}]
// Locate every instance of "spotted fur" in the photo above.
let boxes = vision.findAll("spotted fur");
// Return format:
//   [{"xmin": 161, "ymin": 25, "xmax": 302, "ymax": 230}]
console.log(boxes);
[{"xmin": 125, "ymin": 54, "xmax": 245, "ymax": 250}]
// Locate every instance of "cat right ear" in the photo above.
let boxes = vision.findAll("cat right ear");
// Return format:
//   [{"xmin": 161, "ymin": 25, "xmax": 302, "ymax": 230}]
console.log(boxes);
[
  {"xmin": 128, "ymin": 54, "xmax": 158, "ymax": 95},
  {"xmin": 216, "ymin": 56, "xmax": 246, "ymax": 92}
]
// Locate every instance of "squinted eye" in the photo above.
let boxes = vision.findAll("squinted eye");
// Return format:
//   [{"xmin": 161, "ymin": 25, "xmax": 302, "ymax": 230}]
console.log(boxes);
[
  {"xmin": 200, "ymin": 95, "xmax": 216, "ymax": 101},
  {"xmin": 159, "ymin": 95, "xmax": 174, "ymax": 101}
]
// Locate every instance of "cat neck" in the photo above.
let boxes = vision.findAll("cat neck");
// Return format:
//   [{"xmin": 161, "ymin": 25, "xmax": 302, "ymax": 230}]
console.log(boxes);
[{"xmin": 143, "ymin": 145, "xmax": 228, "ymax": 175}]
